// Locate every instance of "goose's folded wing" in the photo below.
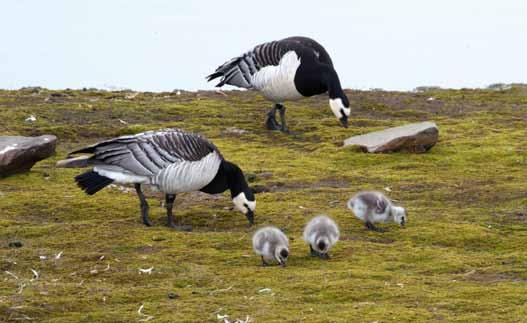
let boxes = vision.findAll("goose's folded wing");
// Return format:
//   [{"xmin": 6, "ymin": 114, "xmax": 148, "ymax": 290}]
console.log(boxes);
[
  {"xmin": 207, "ymin": 40, "xmax": 289, "ymax": 88},
  {"xmin": 69, "ymin": 129, "xmax": 219, "ymax": 176}
]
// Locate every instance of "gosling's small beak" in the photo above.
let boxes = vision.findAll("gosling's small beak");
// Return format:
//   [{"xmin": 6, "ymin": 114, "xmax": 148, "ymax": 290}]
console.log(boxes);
[
  {"xmin": 339, "ymin": 115, "xmax": 349, "ymax": 128},
  {"xmin": 245, "ymin": 210, "xmax": 254, "ymax": 225}
]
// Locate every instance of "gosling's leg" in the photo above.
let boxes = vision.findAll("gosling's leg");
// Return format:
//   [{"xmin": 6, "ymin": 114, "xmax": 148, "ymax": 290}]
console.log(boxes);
[
  {"xmin": 261, "ymin": 256, "xmax": 270, "ymax": 267},
  {"xmin": 309, "ymin": 245, "xmax": 319, "ymax": 257},
  {"xmin": 365, "ymin": 221, "xmax": 385, "ymax": 232},
  {"xmin": 166, "ymin": 194, "xmax": 192, "ymax": 231},
  {"xmin": 135, "ymin": 184, "xmax": 152, "ymax": 227}
]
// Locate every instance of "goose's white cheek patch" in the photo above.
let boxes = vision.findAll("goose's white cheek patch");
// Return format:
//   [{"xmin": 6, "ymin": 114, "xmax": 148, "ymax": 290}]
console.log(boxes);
[
  {"xmin": 232, "ymin": 192, "xmax": 255, "ymax": 214},
  {"xmin": 329, "ymin": 98, "xmax": 350, "ymax": 118}
]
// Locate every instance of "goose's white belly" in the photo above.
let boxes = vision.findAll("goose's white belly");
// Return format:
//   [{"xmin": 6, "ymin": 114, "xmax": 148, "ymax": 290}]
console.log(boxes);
[{"xmin": 251, "ymin": 51, "xmax": 303, "ymax": 103}]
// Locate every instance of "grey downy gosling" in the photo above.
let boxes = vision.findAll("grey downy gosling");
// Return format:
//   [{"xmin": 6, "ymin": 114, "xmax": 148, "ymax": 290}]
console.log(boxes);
[
  {"xmin": 347, "ymin": 191, "xmax": 407, "ymax": 232},
  {"xmin": 303, "ymin": 215, "xmax": 340, "ymax": 259},
  {"xmin": 61, "ymin": 128, "xmax": 256, "ymax": 231},
  {"xmin": 252, "ymin": 226, "xmax": 289, "ymax": 267}
]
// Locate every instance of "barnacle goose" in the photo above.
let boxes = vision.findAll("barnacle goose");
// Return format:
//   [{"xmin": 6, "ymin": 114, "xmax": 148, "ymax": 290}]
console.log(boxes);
[
  {"xmin": 65, "ymin": 128, "xmax": 256, "ymax": 230},
  {"xmin": 347, "ymin": 191, "xmax": 407, "ymax": 232},
  {"xmin": 207, "ymin": 36, "xmax": 351, "ymax": 132},
  {"xmin": 303, "ymin": 215, "xmax": 340, "ymax": 259},
  {"xmin": 252, "ymin": 226, "xmax": 289, "ymax": 267}
]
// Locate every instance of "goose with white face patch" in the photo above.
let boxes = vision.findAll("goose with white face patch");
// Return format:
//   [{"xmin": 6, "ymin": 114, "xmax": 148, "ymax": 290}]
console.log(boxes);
[
  {"xmin": 252, "ymin": 226, "xmax": 289, "ymax": 267},
  {"xmin": 64, "ymin": 128, "xmax": 255, "ymax": 231},
  {"xmin": 303, "ymin": 215, "xmax": 340, "ymax": 259},
  {"xmin": 207, "ymin": 36, "xmax": 351, "ymax": 132},
  {"xmin": 347, "ymin": 191, "xmax": 407, "ymax": 232}
]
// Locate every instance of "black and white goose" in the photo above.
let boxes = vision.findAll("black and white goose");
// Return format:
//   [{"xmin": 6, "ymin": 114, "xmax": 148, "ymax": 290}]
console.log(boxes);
[
  {"xmin": 207, "ymin": 36, "xmax": 351, "ymax": 132},
  {"xmin": 63, "ymin": 128, "xmax": 256, "ymax": 230}
]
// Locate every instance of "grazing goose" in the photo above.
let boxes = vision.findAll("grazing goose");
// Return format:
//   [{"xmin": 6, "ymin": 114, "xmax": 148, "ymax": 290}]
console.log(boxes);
[
  {"xmin": 252, "ymin": 226, "xmax": 289, "ymax": 267},
  {"xmin": 303, "ymin": 215, "xmax": 340, "ymax": 259},
  {"xmin": 347, "ymin": 191, "xmax": 406, "ymax": 232},
  {"xmin": 207, "ymin": 36, "xmax": 351, "ymax": 132},
  {"xmin": 64, "ymin": 128, "xmax": 255, "ymax": 230}
]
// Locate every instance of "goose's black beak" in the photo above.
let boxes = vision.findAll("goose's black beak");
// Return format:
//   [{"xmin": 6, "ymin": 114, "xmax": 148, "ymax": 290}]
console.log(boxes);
[
  {"xmin": 246, "ymin": 210, "xmax": 254, "ymax": 225},
  {"xmin": 339, "ymin": 115, "xmax": 349, "ymax": 128},
  {"xmin": 401, "ymin": 218, "xmax": 406, "ymax": 228}
]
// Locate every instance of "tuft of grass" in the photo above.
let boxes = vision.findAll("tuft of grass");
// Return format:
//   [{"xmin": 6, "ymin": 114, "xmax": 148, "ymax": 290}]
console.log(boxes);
[{"xmin": 1, "ymin": 88, "xmax": 527, "ymax": 322}]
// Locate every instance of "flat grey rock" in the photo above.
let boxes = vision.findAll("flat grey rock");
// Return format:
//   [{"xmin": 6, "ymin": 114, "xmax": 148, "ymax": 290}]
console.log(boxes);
[
  {"xmin": 343, "ymin": 122, "xmax": 439, "ymax": 153},
  {"xmin": 0, "ymin": 135, "xmax": 57, "ymax": 177}
]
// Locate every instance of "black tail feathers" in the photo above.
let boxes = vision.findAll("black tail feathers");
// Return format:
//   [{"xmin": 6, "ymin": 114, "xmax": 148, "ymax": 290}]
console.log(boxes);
[{"xmin": 75, "ymin": 170, "xmax": 113, "ymax": 195}]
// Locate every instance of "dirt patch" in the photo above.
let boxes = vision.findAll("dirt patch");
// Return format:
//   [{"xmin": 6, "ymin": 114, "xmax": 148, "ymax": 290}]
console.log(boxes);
[
  {"xmin": 135, "ymin": 245, "xmax": 166, "ymax": 254},
  {"xmin": 461, "ymin": 270, "xmax": 525, "ymax": 283},
  {"xmin": 492, "ymin": 210, "xmax": 527, "ymax": 223},
  {"xmin": 252, "ymin": 178, "xmax": 350, "ymax": 193},
  {"xmin": 345, "ymin": 235, "xmax": 395, "ymax": 244}
]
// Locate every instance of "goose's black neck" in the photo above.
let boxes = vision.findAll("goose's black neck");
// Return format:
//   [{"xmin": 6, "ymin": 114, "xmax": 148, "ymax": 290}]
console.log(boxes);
[
  {"xmin": 200, "ymin": 160, "xmax": 248, "ymax": 198},
  {"xmin": 325, "ymin": 67, "xmax": 349, "ymax": 106},
  {"xmin": 200, "ymin": 160, "xmax": 229, "ymax": 194},
  {"xmin": 294, "ymin": 63, "xmax": 349, "ymax": 106}
]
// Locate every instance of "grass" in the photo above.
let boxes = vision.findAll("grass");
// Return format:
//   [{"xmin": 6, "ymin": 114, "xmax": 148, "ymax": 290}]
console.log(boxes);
[{"xmin": 1, "ymin": 86, "xmax": 527, "ymax": 322}]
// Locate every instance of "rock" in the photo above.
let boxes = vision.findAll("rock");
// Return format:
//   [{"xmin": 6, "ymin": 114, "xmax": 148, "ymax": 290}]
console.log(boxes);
[
  {"xmin": 251, "ymin": 185, "xmax": 271, "ymax": 194},
  {"xmin": 246, "ymin": 173, "xmax": 257, "ymax": 183},
  {"xmin": 0, "ymin": 135, "xmax": 57, "ymax": 177},
  {"xmin": 223, "ymin": 127, "xmax": 250, "ymax": 135},
  {"xmin": 167, "ymin": 292, "xmax": 180, "ymax": 299},
  {"xmin": 343, "ymin": 122, "xmax": 438, "ymax": 153},
  {"xmin": 8, "ymin": 240, "xmax": 23, "ymax": 248},
  {"xmin": 25, "ymin": 115, "xmax": 37, "ymax": 123}
]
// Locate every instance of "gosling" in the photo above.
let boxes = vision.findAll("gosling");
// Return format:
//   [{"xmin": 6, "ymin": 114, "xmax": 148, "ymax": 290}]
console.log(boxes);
[
  {"xmin": 347, "ymin": 191, "xmax": 407, "ymax": 232},
  {"xmin": 252, "ymin": 226, "xmax": 289, "ymax": 267},
  {"xmin": 303, "ymin": 215, "xmax": 340, "ymax": 259}
]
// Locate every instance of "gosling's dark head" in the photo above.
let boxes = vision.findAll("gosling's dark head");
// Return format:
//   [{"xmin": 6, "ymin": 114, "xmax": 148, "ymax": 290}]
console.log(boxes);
[
  {"xmin": 275, "ymin": 247, "xmax": 289, "ymax": 267},
  {"xmin": 315, "ymin": 237, "xmax": 329, "ymax": 254}
]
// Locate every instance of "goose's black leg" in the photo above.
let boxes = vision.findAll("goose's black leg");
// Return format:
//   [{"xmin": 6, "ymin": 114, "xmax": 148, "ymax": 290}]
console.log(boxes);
[
  {"xmin": 166, "ymin": 194, "xmax": 192, "ymax": 231},
  {"xmin": 319, "ymin": 252, "xmax": 330, "ymax": 260},
  {"xmin": 276, "ymin": 104, "xmax": 289, "ymax": 133},
  {"xmin": 365, "ymin": 221, "xmax": 385, "ymax": 232},
  {"xmin": 135, "ymin": 184, "xmax": 152, "ymax": 227},
  {"xmin": 265, "ymin": 104, "xmax": 282, "ymax": 131}
]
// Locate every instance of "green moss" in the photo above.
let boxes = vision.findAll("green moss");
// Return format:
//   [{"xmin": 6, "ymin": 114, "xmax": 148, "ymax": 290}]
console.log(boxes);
[{"xmin": 1, "ymin": 88, "xmax": 527, "ymax": 322}]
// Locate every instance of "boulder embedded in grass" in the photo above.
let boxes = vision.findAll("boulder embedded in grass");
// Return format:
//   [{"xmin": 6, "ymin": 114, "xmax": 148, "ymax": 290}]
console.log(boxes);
[
  {"xmin": 343, "ymin": 122, "xmax": 438, "ymax": 153},
  {"xmin": 0, "ymin": 135, "xmax": 57, "ymax": 177}
]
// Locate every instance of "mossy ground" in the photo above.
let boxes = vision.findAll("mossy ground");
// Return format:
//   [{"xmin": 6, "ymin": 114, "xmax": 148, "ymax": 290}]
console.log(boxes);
[{"xmin": 1, "ymin": 87, "xmax": 526, "ymax": 322}]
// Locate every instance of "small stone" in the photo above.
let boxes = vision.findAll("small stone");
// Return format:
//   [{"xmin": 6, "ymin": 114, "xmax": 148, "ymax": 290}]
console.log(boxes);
[
  {"xmin": 8, "ymin": 240, "xmax": 23, "ymax": 248},
  {"xmin": 246, "ymin": 173, "xmax": 257, "ymax": 183},
  {"xmin": 152, "ymin": 236, "xmax": 167, "ymax": 242},
  {"xmin": 168, "ymin": 292, "xmax": 180, "ymax": 299},
  {"xmin": 343, "ymin": 122, "xmax": 438, "ymax": 153},
  {"xmin": 224, "ymin": 127, "xmax": 249, "ymax": 135},
  {"xmin": 256, "ymin": 171, "xmax": 273, "ymax": 179},
  {"xmin": 25, "ymin": 115, "xmax": 37, "ymax": 123},
  {"xmin": 251, "ymin": 185, "xmax": 270, "ymax": 194}
]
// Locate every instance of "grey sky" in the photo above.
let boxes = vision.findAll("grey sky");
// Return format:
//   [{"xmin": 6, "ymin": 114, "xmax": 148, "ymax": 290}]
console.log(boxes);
[{"xmin": 1, "ymin": 0, "xmax": 526, "ymax": 91}]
